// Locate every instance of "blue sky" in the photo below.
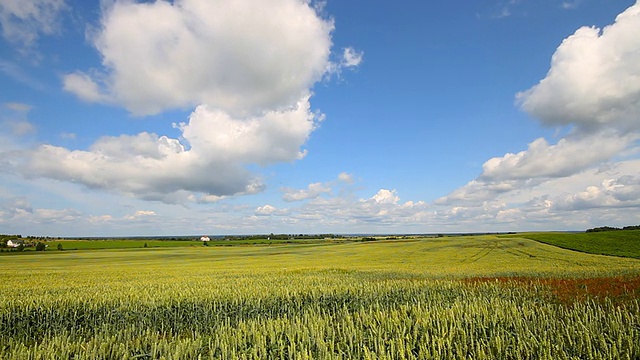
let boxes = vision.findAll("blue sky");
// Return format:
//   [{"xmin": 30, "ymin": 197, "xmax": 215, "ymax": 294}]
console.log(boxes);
[{"xmin": 1, "ymin": 0, "xmax": 639, "ymax": 236}]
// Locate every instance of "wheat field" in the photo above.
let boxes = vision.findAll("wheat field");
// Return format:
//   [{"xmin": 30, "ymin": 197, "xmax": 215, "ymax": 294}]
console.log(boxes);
[{"xmin": 1, "ymin": 235, "xmax": 639, "ymax": 359}]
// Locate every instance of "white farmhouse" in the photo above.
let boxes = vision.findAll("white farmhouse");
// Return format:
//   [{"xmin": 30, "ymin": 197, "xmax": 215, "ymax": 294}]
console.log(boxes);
[
  {"xmin": 7, "ymin": 239, "xmax": 24, "ymax": 248},
  {"xmin": 200, "ymin": 236, "xmax": 211, "ymax": 242}
]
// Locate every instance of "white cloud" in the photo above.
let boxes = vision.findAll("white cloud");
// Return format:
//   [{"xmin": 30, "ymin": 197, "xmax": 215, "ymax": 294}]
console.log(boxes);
[
  {"xmin": 62, "ymin": 72, "xmax": 112, "ymax": 104},
  {"xmin": 439, "ymin": 1, "xmax": 640, "ymax": 222},
  {"xmin": 255, "ymin": 204, "xmax": 277, "ymax": 216},
  {"xmin": 0, "ymin": 197, "xmax": 81, "ymax": 225},
  {"xmin": 0, "ymin": 0, "xmax": 66, "ymax": 49},
  {"xmin": 65, "ymin": 0, "xmax": 335, "ymax": 117},
  {"xmin": 281, "ymin": 173, "xmax": 357, "ymax": 202},
  {"xmin": 255, "ymin": 204, "xmax": 290, "ymax": 216},
  {"xmin": 338, "ymin": 172, "xmax": 354, "ymax": 183},
  {"xmin": 33, "ymin": 208, "xmax": 81, "ymax": 223},
  {"xmin": 282, "ymin": 182, "xmax": 331, "ymax": 202},
  {"xmin": 554, "ymin": 174, "xmax": 640, "ymax": 211},
  {"xmin": 480, "ymin": 133, "xmax": 636, "ymax": 181},
  {"xmin": 11, "ymin": 99, "xmax": 317, "ymax": 204},
  {"xmin": 2, "ymin": 0, "xmax": 366, "ymax": 209},
  {"xmin": 434, "ymin": 159, "xmax": 640, "ymax": 230},
  {"xmin": 270, "ymin": 188, "xmax": 430, "ymax": 230},
  {"xmin": 342, "ymin": 47, "xmax": 363, "ymax": 67},
  {"xmin": 517, "ymin": 1, "xmax": 640, "ymax": 133},
  {"xmin": 27, "ymin": 0, "xmax": 360, "ymax": 205},
  {"xmin": 125, "ymin": 210, "xmax": 156, "ymax": 220},
  {"xmin": 370, "ymin": 189, "xmax": 400, "ymax": 205},
  {"xmin": 435, "ymin": 179, "xmax": 520, "ymax": 206}
]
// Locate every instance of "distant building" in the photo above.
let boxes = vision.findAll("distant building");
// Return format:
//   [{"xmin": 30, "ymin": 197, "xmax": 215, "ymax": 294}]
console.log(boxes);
[
  {"xmin": 7, "ymin": 239, "xmax": 25, "ymax": 248},
  {"xmin": 200, "ymin": 236, "xmax": 211, "ymax": 242}
]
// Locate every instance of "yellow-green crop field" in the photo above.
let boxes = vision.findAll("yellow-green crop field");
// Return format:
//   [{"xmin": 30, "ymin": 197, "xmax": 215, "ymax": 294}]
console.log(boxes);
[{"xmin": 1, "ymin": 235, "xmax": 640, "ymax": 359}]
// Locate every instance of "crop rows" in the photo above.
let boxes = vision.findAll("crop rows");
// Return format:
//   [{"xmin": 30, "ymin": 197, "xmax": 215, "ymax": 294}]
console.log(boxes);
[{"xmin": 2, "ymin": 271, "xmax": 639, "ymax": 359}]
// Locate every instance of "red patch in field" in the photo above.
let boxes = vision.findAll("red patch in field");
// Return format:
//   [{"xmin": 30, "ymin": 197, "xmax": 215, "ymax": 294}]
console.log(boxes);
[{"xmin": 462, "ymin": 276, "xmax": 640, "ymax": 305}]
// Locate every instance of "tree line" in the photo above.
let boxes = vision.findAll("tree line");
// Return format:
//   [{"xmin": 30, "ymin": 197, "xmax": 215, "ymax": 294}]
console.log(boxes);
[{"xmin": 586, "ymin": 225, "xmax": 640, "ymax": 233}]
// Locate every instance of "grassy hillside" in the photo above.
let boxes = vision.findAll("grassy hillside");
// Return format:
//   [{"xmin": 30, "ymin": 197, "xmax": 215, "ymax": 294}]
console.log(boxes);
[{"xmin": 508, "ymin": 230, "xmax": 640, "ymax": 259}]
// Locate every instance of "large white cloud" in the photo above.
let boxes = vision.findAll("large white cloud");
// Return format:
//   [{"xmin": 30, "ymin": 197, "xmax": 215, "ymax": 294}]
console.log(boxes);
[
  {"xmin": 64, "ymin": 0, "xmax": 335, "ymax": 117},
  {"xmin": 12, "ymin": 99, "xmax": 317, "ymax": 203},
  {"xmin": 480, "ymin": 132, "xmax": 636, "ymax": 181},
  {"xmin": 517, "ymin": 1, "xmax": 640, "ymax": 133},
  {"xmin": 440, "ymin": 1, "xmax": 640, "ymax": 215},
  {"xmin": 8, "ymin": 0, "xmax": 363, "ymax": 204}
]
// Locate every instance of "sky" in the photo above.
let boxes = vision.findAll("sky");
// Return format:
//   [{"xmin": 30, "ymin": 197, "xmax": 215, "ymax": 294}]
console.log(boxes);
[{"xmin": 1, "ymin": 0, "xmax": 639, "ymax": 237}]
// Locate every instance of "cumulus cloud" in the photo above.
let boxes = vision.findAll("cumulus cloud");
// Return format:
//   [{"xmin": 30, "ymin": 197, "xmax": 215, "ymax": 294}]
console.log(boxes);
[
  {"xmin": 517, "ymin": 1, "xmax": 640, "ymax": 133},
  {"xmin": 255, "ymin": 204, "xmax": 290, "ymax": 216},
  {"xmin": 434, "ymin": 159, "xmax": 640, "ymax": 230},
  {"xmin": 11, "ymin": 99, "xmax": 317, "ymax": 204},
  {"xmin": 369, "ymin": 189, "xmax": 400, "ymax": 205},
  {"xmin": 255, "ymin": 205, "xmax": 277, "ymax": 216},
  {"xmin": 435, "ymin": 180, "xmax": 520, "ymax": 206},
  {"xmin": 441, "ymin": 1, "xmax": 640, "ymax": 216},
  {"xmin": 65, "ymin": 0, "xmax": 335, "ymax": 117},
  {"xmin": 554, "ymin": 174, "xmax": 640, "ymax": 211},
  {"xmin": 13, "ymin": 0, "xmax": 365, "ymax": 205},
  {"xmin": 0, "ymin": 0, "xmax": 66, "ymax": 49},
  {"xmin": 480, "ymin": 133, "xmax": 636, "ymax": 181}
]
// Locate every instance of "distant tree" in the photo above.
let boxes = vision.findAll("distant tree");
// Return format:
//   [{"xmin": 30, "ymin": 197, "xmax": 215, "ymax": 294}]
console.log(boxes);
[
  {"xmin": 586, "ymin": 226, "xmax": 621, "ymax": 233},
  {"xmin": 35, "ymin": 242, "xmax": 46, "ymax": 251},
  {"xmin": 57, "ymin": 243, "xmax": 64, "ymax": 251},
  {"xmin": 16, "ymin": 244, "xmax": 25, "ymax": 252},
  {"xmin": 144, "ymin": 242, "xmax": 148, "ymax": 248}
]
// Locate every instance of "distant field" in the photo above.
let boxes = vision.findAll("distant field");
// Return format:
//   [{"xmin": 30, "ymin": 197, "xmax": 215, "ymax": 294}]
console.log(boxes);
[
  {"xmin": 46, "ymin": 239, "xmax": 199, "ymax": 250},
  {"xmin": 507, "ymin": 230, "xmax": 640, "ymax": 259},
  {"xmin": 1, "ymin": 237, "xmax": 342, "ymax": 252},
  {"xmin": 1, "ymin": 235, "xmax": 639, "ymax": 359}
]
